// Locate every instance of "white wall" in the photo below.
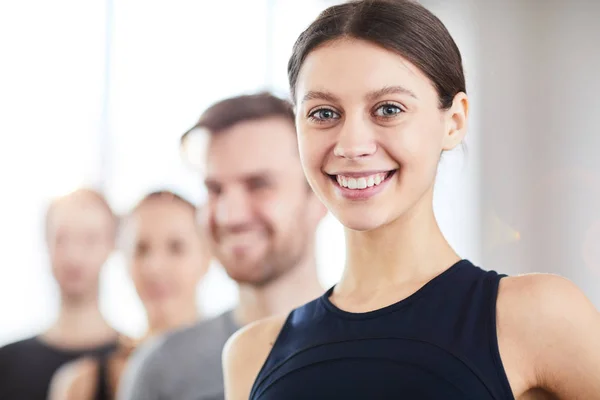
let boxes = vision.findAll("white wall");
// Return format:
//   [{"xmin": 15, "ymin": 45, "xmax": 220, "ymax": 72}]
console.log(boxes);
[
  {"xmin": 424, "ymin": 0, "xmax": 482, "ymax": 264},
  {"xmin": 473, "ymin": 0, "xmax": 600, "ymax": 307},
  {"xmin": 0, "ymin": 0, "xmax": 108, "ymax": 344}
]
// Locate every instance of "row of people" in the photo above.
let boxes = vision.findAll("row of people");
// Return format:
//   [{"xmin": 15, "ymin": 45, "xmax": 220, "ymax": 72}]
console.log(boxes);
[
  {"xmin": 2, "ymin": 0, "xmax": 599, "ymax": 398},
  {"xmin": 0, "ymin": 92, "xmax": 325, "ymax": 400}
]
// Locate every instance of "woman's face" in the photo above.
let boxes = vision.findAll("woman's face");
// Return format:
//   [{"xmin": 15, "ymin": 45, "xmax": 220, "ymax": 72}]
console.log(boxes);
[
  {"xmin": 47, "ymin": 195, "xmax": 114, "ymax": 299},
  {"xmin": 295, "ymin": 39, "xmax": 467, "ymax": 232},
  {"xmin": 124, "ymin": 199, "xmax": 210, "ymax": 327}
]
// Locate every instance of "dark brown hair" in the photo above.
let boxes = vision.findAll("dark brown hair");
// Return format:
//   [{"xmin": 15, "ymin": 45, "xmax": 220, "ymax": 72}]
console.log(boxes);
[
  {"xmin": 288, "ymin": 0, "xmax": 466, "ymax": 109},
  {"xmin": 121, "ymin": 190, "xmax": 208, "ymax": 250},
  {"xmin": 130, "ymin": 190, "xmax": 197, "ymax": 214},
  {"xmin": 181, "ymin": 92, "xmax": 295, "ymax": 143}
]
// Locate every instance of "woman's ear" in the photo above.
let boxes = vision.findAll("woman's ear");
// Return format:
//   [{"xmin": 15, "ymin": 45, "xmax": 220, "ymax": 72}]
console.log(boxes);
[{"xmin": 442, "ymin": 92, "xmax": 469, "ymax": 151}]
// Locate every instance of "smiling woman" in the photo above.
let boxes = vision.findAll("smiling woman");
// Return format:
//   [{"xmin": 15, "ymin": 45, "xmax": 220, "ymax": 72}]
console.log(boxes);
[
  {"xmin": 222, "ymin": 1, "xmax": 600, "ymax": 399},
  {"xmin": 294, "ymin": 37, "xmax": 467, "ymax": 232}
]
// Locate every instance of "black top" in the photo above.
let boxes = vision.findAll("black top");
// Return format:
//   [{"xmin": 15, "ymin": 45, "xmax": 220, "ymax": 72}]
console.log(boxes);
[
  {"xmin": 250, "ymin": 260, "xmax": 515, "ymax": 400},
  {"xmin": 0, "ymin": 336, "xmax": 118, "ymax": 400},
  {"xmin": 95, "ymin": 353, "xmax": 110, "ymax": 400}
]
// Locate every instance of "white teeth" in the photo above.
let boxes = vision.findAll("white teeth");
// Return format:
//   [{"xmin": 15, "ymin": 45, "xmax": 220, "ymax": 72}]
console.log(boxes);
[{"xmin": 335, "ymin": 172, "xmax": 390, "ymax": 190}]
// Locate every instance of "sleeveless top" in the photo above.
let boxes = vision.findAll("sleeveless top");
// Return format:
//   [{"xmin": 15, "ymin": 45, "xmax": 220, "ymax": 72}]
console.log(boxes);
[
  {"xmin": 95, "ymin": 353, "xmax": 110, "ymax": 400},
  {"xmin": 95, "ymin": 336, "xmax": 138, "ymax": 400},
  {"xmin": 0, "ymin": 336, "xmax": 117, "ymax": 400},
  {"xmin": 250, "ymin": 260, "xmax": 514, "ymax": 400}
]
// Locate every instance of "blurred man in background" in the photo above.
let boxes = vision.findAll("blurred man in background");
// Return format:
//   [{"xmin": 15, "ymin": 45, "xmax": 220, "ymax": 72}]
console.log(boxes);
[
  {"xmin": 121, "ymin": 92, "xmax": 326, "ymax": 400},
  {"xmin": 0, "ymin": 189, "xmax": 120, "ymax": 400}
]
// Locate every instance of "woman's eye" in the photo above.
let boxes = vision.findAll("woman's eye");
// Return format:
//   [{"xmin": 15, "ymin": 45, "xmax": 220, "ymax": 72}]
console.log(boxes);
[
  {"xmin": 309, "ymin": 108, "xmax": 340, "ymax": 122},
  {"xmin": 375, "ymin": 104, "xmax": 403, "ymax": 117}
]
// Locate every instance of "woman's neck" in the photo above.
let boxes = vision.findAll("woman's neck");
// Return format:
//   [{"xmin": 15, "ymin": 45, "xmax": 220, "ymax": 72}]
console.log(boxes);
[
  {"xmin": 42, "ymin": 293, "xmax": 116, "ymax": 349},
  {"xmin": 339, "ymin": 195, "xmax": 459, "ymax": 298}
]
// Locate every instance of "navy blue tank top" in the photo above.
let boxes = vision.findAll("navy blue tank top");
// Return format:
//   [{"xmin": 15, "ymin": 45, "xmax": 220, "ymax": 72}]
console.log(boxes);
[{"xmin": 250, "ymin": 260, "xmax": 514, "ymax": 399}]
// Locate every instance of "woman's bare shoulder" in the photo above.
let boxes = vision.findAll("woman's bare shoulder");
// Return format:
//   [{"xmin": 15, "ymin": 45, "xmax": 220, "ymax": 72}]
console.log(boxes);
[
  {"xmin": 497, "ymin": 273, "xmax": 600, "ymax": 398},
  {"xmin": 222, "ymin": 314, "xmax": 289, "ymax": 400}
]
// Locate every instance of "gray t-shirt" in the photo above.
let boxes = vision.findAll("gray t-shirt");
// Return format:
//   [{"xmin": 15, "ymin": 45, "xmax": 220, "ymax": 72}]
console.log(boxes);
[{"xmin": 119, "ymin": 310, "xmax": 239, "ymax": 400}]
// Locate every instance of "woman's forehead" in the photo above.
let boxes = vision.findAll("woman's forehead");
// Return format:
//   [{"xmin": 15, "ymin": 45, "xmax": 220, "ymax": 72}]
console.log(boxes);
[{"xmin": 295, "ymin": 39, "xmax": 435, "ymax": 104}]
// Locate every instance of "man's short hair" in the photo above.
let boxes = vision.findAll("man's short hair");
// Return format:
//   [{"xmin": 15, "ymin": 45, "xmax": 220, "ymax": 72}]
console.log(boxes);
[{"xmin": 180, "ymin": 92, "xmax": 295, "ymax": 144}]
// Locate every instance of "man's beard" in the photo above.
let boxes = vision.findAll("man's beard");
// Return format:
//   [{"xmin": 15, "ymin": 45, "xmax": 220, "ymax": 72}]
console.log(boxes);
[
  {"xmin": 248, "ymin": 237, "xmax": 308, "ymax": 288},
  {"xmin": 218, "ymin": 222, "xmax": 310, "ymax": 288},
  {"xmin": 217, "ymin": 193, "xmax": 315, "ymax": 287}
]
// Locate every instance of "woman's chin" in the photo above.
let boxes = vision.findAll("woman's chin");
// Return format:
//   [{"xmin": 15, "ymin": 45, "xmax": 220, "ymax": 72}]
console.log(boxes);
[{"xmin": 332, "ymin": 209, "xmax": 389, "ymax": 232}]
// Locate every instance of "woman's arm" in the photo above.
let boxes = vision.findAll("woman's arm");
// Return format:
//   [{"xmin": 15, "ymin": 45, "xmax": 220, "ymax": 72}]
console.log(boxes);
[{"xmin": 498, "ymin": 274, "xmax": 600, "ymax": 398}]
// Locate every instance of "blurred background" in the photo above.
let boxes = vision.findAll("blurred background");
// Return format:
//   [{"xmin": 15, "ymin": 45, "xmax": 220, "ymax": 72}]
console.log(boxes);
[{"xmin": 0, "ymin": 0, "xmax": 598, "ymax": 346}]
